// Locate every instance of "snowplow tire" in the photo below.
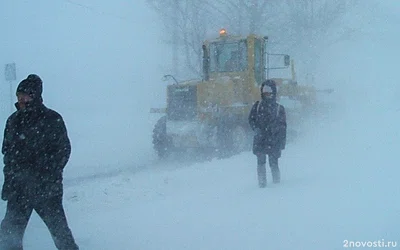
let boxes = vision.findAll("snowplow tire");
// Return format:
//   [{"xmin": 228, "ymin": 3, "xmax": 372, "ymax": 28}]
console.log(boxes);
[{"xmin": 152, "ymin": 116, "xmax": 171, "ymax": 159}]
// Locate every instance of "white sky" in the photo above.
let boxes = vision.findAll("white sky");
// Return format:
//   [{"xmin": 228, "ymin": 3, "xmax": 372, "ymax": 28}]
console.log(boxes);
[{"xmin": 0, "ymin": 0, "xmax": 399, "ymax": 249}]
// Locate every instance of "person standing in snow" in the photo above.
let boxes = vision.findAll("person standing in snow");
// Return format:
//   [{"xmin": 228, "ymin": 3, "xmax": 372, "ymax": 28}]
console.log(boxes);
[
  {"xmin": 248, "ymin": 79, "xmax": 287, "ymax": 188},
  {"xmin": 0, "ymin": 74, "xmax": 79, "ymax": 249}
]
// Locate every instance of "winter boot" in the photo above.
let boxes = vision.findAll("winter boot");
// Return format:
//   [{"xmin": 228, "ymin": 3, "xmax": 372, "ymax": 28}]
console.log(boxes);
[
  {"xmin": 257, "ymin": 164, "xmax": 267, "ymax": 188},
  {"xmin": 271, "ymin": 168, "xmax": 280, "ymax": 184}
]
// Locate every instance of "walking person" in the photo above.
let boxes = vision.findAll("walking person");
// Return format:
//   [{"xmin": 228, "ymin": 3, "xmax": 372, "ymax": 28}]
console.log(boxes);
[
  {"xmin": 248, "ymin": 79, "xmax": 287, "ymax": 188},
  {"xmin": 0, "ymin": 74, "xmax": 79, "ymax": 249}
]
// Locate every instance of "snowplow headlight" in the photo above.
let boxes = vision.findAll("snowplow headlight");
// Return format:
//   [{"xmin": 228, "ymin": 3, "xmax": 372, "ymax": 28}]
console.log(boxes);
[{"xmin": 219, "ymin": 28, "xmax": 227, "ymax": 36}]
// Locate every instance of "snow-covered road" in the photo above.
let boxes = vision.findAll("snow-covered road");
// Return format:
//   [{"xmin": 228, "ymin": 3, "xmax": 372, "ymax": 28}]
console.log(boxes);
[{"xmin": 1, "ymin": 1, "xmax": 399, "ymax": 249}]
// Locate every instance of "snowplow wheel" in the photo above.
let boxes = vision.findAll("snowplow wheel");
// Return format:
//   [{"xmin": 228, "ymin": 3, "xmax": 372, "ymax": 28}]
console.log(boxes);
[
  {"xmin": 152, "ymin": 116, "xmax": 171, "ymax": 159},
  {"xmin": 231, "ymin": 125, "xmax": 251, "ymax": 153},
  {"xmin": 216, "ymin": 118, "xmax": 250, "ymax": 158}
]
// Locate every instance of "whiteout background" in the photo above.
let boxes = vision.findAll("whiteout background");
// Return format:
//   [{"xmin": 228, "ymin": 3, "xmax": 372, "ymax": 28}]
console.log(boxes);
[{"xmin": 0, "ymin": 1, "xmax": 399, "ymax": 249}]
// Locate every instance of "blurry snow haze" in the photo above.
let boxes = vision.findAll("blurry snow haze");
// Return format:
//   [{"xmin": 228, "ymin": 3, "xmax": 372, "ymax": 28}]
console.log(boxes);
[
  {"xmin": 0, "ymin": 0, "xmax": 167, "ymax": 175},
  {"xmin": 0, "ymin": 0, "xmax": 400, "ymax": 249}
]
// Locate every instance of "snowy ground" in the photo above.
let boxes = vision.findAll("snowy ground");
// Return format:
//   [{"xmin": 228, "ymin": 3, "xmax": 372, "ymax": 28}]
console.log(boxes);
[
  {"xmin": 22, "ymin": 122, "xmax": 400, "ymax": 249},
  {"xmin": 1, "ymin": 1, "xmax": 400, "ymax": 250}
]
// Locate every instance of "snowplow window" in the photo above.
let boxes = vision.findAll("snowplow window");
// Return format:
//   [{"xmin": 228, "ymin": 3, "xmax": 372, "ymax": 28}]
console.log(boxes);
[
  {"xmin": 209, "ymin": 40, "xmax": 247, "ymax": 73},
  {"xmin": 254, "ymin": 38, "xmax": 264, "ymax": 85}
]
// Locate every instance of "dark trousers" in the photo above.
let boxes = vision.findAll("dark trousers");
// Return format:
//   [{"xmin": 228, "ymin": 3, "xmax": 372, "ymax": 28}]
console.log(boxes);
[
  {"xmin": 0, "ymin": 194, "xmax": 78, "ymax": 250},
  {"xmin": 257, "ymin": 153, "xmax": 279, "ymax": 168},
  {"xmin": 257, "ymin": 153, "xmax": 280, "ymax": 186}
]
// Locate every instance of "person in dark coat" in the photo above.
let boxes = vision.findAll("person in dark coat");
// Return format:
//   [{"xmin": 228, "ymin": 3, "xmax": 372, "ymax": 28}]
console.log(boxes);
[
  {"xmin": 248, "ymin": 79, "xmax": 287, "ymax": 188},
  {"xmin": 0, "ymin": 74, "xmax": 79, "ymax": 250}
]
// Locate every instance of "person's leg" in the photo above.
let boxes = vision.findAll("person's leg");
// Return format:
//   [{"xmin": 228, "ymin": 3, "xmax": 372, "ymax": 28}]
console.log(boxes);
[
  {"xmin": 34, "ymin": 196, "xmax": 78, "ymax": 250},
  {"xmin": 0, "ymin": 196, "xmax": 33, "ymax": 250},
  {"xmin": 257, "ymin": 154, "xmax": 267, "ymax": 188},
  {"xmin": 269, "ymin": 153, "xmax": 280, "ymax": 183}
]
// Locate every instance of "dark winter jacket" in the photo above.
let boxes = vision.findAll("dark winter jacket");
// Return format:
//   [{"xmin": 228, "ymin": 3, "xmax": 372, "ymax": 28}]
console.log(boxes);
[
  {"xmin": 248, "ymin": 99, "xmax": 286, "ymax": 156},
  {"xmin": 1, "ymin": 76, "xmax": 71, "ymax": 202}
]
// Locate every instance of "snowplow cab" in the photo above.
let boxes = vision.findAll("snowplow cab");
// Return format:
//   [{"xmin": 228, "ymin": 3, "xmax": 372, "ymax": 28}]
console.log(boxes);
[{"xmin": 151, "ymin": 29, "xmax": 317, "ymax": 159}]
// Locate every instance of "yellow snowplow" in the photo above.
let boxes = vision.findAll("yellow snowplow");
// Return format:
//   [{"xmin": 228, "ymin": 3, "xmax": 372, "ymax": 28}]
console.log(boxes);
[{"xmin": 151, "ymin": 29, "xmax": 329, "ymax": 158}]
